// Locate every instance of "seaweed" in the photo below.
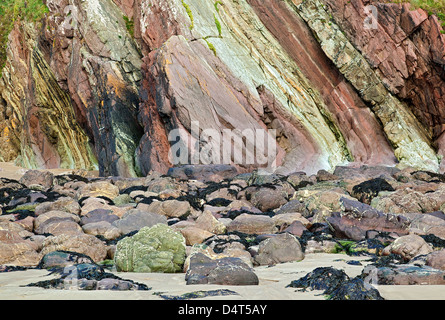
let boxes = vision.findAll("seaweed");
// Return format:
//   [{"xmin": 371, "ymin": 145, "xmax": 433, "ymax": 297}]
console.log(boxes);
[
  {"xmin": 287, "ymin": 267, "xmax": 384, "ymax": 300},
  {"xmin": 156, "ymin": 289, "xmax": 239, "ymax": 300},
  {"xmin": 420, "ymin": 234, "xmax": 445, "ymax": 249},
  {"xmin": 25, "ymin": 263, "xmax": 150, "ymax": 291},
  {"xmin": 351, "ymin": 178, "xmax": 395, "ymax": 204}
]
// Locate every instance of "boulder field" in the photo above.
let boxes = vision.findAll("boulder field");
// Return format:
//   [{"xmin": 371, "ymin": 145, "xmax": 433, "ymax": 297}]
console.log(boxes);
[{"xmin": 0, "ymin": 165, "xmax": 445, "ymax": 299}]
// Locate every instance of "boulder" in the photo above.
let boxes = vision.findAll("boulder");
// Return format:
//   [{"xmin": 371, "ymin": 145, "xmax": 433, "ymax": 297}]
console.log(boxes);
[
  {"xmin": 112, "ymin": 209, "xmax": 167, "ymax": 235},
  {"xmin": 185, "ymin": 253, "xmax": 259, "ymax": 285},
  {"xmin": 146, "ymin": 177, "xmax": 179, "ymax": 193},
  {"xmin": 362, "ymin": 264, "xmax": 445, "ymax": 285},
  {"xmin": 34, "ymin": 197, "xmax": 81, "ymax": 216},
  {"xmin": 245, "ymin": 186, "xmax": 288, "ymax": 212},
  {"xmin": 34, "ymin": 210, "xmax": 80, "ymax": 230},
  {"xmin": 326, "ymin": 198, "xmax": 410, "ymax": 240},
  {"xmin": 295, "ymin": 188, "xmax": 355, "ymax": 221},
  {"xmin": 253, "ymin": 233, "xmax": 304, "ymax": 266},
  {"xmin": 398, "ymin": 212, "xmax": 445, "ymax": 240},
  {"xmin": 0, "ymin": 230, "xmax": 41, "ymax": 266},
  {"xmin": 227, "ymin": 214, "xmax": 277, "ymax": 235},
  {"xmin": 19, "ymin": 170, "xmax": 54, "ymax": 189},
  {"xmin": 80, "ymin": 209, "xmax": 120, "ymax": 226},
  {"xmin": 34, "ymin": 218, "xmax": 83, "ymax": 236},
  {"xmin": 382, "ymin": 234, "xmax": 433, "ymax": 261},
  {"xmin": 185, "ymin": 243, "xmax": 253, "ymax": 270},
  {"xmin": 426, "ymin": 249, "xmax": 445, "ymax": 270},
  {"xmin": 195, "ymin": 210, "xmax": 227, "ymax": 234},
  {"xmin": 176, "ymin": 225, "xmax": 214, "ymax": 246},
  {"xmin": 82, "ymin": 221, "xmax": 122, "ymax": 240},
  {"xmin": 37, "ymin": 250, "xmax": 95, "ymax": 269},
  {"xmin": 0, "ymin": 241, "xmax": 42, "ymax": 266},
  {"xmin": 316, "ymin": 169, "xmax": 339, "ymax": 182},
  {"xmin": 141, "ymin": 200, "xmax": 191, "ymax": 218},
  {"xmin": 114, "ymin": 224, "xmax": 186, "ymax": 273},
  {"xmin": 77, "ymin": 181, "xmax": 120, "ymax": 200},
  {"xmin": 167, "ymin": 164, "xmax": 238, "ymax": 182},
  {"xmin": 41, "ymin": 234, "xmax": 107, "ymax": 262},
  {"xmin": 276, "ymin": 199, "xmax": 307, "ymax": 215},
  {"xmin": 272, "ymin": 212, "xmax": 311, "ymax": 229},
  {"xmin": 371, "ymin": 185, "xmax": 445, "ymax": 214},
  {"xmin": 286, "ymin": 172, "xmax": 315, "ymax": 189},
  {"xmin": 283, "ymin": 221, "xmax": 308, "ymax": 237}
]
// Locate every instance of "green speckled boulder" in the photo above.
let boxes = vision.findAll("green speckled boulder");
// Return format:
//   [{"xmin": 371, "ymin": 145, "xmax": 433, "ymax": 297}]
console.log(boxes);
[{"xmin": 114, "ymin": 224, "xmax": 186, "ymax": 273}]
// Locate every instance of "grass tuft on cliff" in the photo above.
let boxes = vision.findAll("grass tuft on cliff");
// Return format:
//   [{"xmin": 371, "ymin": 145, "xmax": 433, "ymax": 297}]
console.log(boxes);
[
  {"xmin": 0, "ymin": 0, "xmax": 49, "ymax": 76},
  {"xmin": 387, "ymin": 0, "xmax": 445, "ymax": 31}
]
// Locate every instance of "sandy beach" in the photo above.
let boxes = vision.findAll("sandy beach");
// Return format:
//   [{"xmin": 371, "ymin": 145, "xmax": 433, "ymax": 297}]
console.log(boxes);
[{"xmin": 0, "ymin": 253, "xmax": 444, "ymax": 300}]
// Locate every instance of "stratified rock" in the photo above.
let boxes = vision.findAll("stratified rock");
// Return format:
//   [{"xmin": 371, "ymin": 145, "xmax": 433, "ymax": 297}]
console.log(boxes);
[
  {"xmin": 323, "ymin": 0, "xmax": 445, "ymax": 167},
  {"xmin": 185, "ymin": 253, "xmax": 258, "ymax": 286},
  {"xmin": 114, "ymin": 224, "xmax": 186, "ymax": 273},
  {"xmin": 253, "ymin": 233, "xmax": 304, "ymax": 266},
  {"xmin": 297, "ymin": 0, "xmax": 440, "ymax": 172}
]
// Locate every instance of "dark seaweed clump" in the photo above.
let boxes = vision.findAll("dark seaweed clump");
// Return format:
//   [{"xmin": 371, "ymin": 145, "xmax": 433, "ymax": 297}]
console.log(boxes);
[
  {"xmin": 156, "ymin": 289, "xmax": 239, "ymax": 300},
  {"xmin": 25, "ymin": 263, "xmax": 150, "ymax": 291},
  {"xmin": 287, "ymin": 267, "xmax": 384, "ymax": 300}
]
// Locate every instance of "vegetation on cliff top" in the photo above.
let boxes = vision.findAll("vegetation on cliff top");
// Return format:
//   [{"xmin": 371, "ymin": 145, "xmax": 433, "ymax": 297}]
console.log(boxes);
[
  {"xmin": 388, "ymin": 0, "xmax": 445, "ymax": 30},
  {"xmin": 0, "ymin": 0, "xmax": 49, "ymax": 76}
]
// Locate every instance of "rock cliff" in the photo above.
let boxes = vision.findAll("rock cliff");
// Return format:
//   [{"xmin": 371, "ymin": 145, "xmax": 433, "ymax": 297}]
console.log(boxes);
[{"xmin": 0, "ymin": 0, "xmax": 444, "ymax": 176}]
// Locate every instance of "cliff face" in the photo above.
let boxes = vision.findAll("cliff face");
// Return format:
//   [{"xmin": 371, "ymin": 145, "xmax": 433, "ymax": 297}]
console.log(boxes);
[{"xmin": 0, "ymin": 0, "xmax": 444, "ymax": 176}]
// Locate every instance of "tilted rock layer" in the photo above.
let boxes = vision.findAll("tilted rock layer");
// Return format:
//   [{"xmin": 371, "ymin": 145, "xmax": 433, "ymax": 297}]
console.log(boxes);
[{"xmin": 0, "ymin": 0, "xmax": 444, "ymax": 176}]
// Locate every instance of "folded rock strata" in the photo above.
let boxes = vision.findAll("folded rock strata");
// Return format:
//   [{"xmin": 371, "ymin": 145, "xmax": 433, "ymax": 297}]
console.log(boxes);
[{"xmin": 0, "ymin": 0, "xmax": 444, "ymax": 176}]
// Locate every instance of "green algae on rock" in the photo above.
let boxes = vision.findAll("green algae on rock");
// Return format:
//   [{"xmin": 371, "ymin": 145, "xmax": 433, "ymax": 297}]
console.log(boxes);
[{"xmin": 114, "ymin": 224, "xmax": 187, "ymax": 273}]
